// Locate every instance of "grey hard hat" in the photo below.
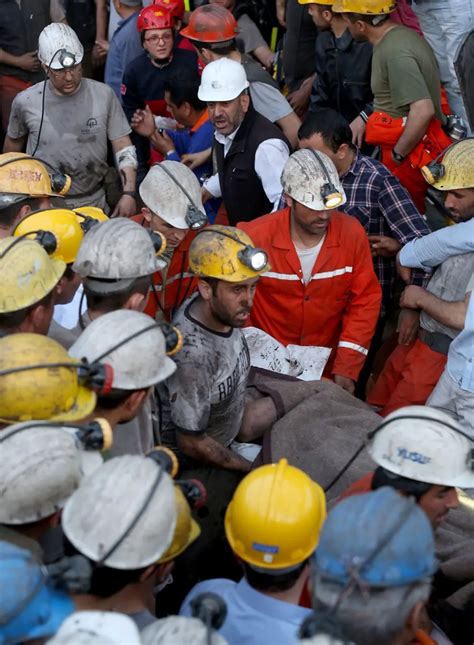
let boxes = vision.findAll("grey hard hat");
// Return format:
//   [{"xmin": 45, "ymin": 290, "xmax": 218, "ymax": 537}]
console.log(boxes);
[
  {"xmin": 73, "ymin": 218, "xmax": 166, "ymax": 294},
  {"xmin": 69, "ymin": 310, "xmax": 176, "ymax": 390},
  {"xmin": 0, "ymin": 422, "xmax": 104, "ymax": 525},
  {"xmin": 62, "ymin": 456, "xmax": 177, "ymax": 569}
]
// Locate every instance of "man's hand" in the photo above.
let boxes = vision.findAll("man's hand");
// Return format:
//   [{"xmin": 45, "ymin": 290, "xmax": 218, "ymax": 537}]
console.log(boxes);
[
  {"xmin": 368, "ymin": 235, "xmax": 401, "ymax": 258},
  {"xmin": 151, "ymin": 128, "xmax": 176, "ymax": 156},
  {"xmin": 16, "ymin": 51, "xmax": 41, "ymax": 72},
  {"xmin": 333, "ymin": 374, "xmax": 356, "ymax": 395},
  {"xmin": 182, "ymin": 148, "xmax": 212, "ymax": 170},
  {"xmin": 201, "ymin": 187, "xmax": 213, "ymax": 204},
  {"xmin": 350, "ymin": 115, "xmax": 366, "ymax": 148},
  {"xmin": 400, "ymin": 285, "xmax": 426, "ymax": 310},
  {"xmin": 287, "ymin": 78, "xmax": 313, "ymax": 118},
  {"xmin": 94, "ymin": 39, "xmax": 109, "ymax": 57},
  {"xmin": 397, "ymin": 307, "xmax": 419, "ymax": 346},
  {"xmin": 131, "ymin": 105, "xmax": 156, "ymax": 139},
  {"xmin": 111, "ymin": 194, "xmax": 136, "ymax": 218},
  {"xmin": 396, "ymin": 251, "xmax": 412, "ymax": 283}
]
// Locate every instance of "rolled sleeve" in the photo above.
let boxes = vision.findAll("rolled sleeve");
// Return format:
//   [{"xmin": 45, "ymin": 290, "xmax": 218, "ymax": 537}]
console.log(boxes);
[
  {"xmin": 400, "ymin": 219, "xmax": 474, "ymax": 269},
  {"xmin": 204, "ymin": 173, "xmax": 222, "ymax": 198}
]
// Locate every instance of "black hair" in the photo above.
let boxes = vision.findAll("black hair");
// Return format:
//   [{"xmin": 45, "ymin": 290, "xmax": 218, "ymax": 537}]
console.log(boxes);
[
  {"xmin": 200, "ymin": 276, "xmax": 220, "ymax": 296},
  {"xmin": 298, "ymin": 108, "xmax": 356, "ymax": 153},
  {"xmin": 164, "ymin": 69, "xmax": 206, "ymax": 111},
  {"xmin": 243, "ymin": 560, "xmax": 308, "ymax": 593},
  {"xmin": 0, "ymin": 288, "xmax": 55, "ymax": 332},
  {"xmin": 84, "ymin": 275, "xmax": 151, "ymax": 314},
  {"xmin": 0, "ymin": 197, "xmax": 43, "ymax": 229},
  {"xmin": 372, "ymin": 466, "xmax": 432, "ymax": 501},
  {"xmin": 64, "ymin": 537, "xmax": 149, "ymax": 598},
  {"xmin": 193, "ymin": 39, "xmax": 237, "ymax": 56}
]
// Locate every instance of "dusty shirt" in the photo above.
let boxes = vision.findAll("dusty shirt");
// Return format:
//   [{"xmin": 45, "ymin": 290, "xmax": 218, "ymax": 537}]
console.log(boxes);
[
  {"xmin": 159, "ymin": 296, "xmax": 251, "ymax": 449},
  {"xmin": 421, "ymin": 252, "xmax": 474, "ymax": 338},
  {"xmin": 371, "ymin": 25, "xmax": 443, "ymax": 120},
  {"xmin": 8, "ymin": 78, "xmax": 131, "ymax": 196}
]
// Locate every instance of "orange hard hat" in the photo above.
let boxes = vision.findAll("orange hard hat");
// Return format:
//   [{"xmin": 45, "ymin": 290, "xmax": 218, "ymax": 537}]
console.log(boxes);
[
  {"xmin": 153, "ymin": 0, "xmax": 185, "ymax": 21},
  {"xmin": 180, "ymin": 4, "xmax": 239, "ymax": 43},
  {"xmin": 137, "ymin": 5, "xmax": 174, "ymax": 31}
]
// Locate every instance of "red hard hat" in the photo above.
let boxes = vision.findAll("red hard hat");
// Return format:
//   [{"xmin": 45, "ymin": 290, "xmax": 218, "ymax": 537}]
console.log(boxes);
[
  {"xmin": 180, "ymin": 4, "xmax": 239, "ymax": 43},
  {"xmin": 137, "ymin": 5, "xmax": 174, "ymax": 31},
  {"xmin": 153, "ymin": 0, "xmax": 185, "ymax": 20}
]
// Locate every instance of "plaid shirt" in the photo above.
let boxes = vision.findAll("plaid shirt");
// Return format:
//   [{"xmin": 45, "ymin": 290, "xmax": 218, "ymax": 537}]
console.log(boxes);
[{"xmin": 340, "ymin": 150, "xmax": 430, "ymax": 314}]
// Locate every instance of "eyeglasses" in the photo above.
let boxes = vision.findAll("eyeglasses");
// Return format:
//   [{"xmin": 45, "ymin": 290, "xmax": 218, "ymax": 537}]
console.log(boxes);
[
  {"xmin": 49, "ymin": 64, "xmax": 82, "ymax": 79},
  {"xmin": 144, "ymin": 33, "xmax": 173, "ymax": 44}
]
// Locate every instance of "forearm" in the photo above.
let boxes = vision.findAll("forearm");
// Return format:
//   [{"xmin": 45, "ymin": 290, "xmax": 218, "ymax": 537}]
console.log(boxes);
[
  {"xmin": 276, "ymin": 112, "xmax": 301, "ymax": 150},
  {"xmin": 178, "ymin": 433, "xmax": 251, "ymax": 472},
  {"xmin": 3, "ymin": 135, "xmax": 26, "ymax": 153},
  {"xmin": 417, "ymin": 291, "xmax": 470, "ymax": 330},
  {"xmin": 95, "ymin": 0, "xmax": 108, "ymax": 41},
  {"xmin": 0, "ymin": 49, "xmax": 24, "ymax": 68},
  {"xmin": 394, "ymin": 99, "xmax": 434, "ymax": 157},
  {"xmin": 112, "ymin": 137, "xmax": 137, "ymax": 191},
  {"xmin": 399, "ymin": 220, "xmax": 474, "ymax": 269}
]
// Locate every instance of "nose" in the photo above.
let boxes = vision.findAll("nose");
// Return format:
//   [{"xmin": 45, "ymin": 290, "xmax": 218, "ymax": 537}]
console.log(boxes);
[
  {"xmin": 214, "ymin": 104, "xmax": 225, "ymax": 118},
  {"xmin": 175, "ymin": 229, "xmax": 187, "ymax": 243},
  {"xmin": 444, "ymin": 193, "xmax": 456, "ymax": 212},
  {"xmin": 446, "ymin": 489, "xmax": 460, "ymax": 510}
]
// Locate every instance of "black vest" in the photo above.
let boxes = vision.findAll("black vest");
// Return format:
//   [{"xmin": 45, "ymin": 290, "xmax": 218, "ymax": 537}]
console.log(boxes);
[{"xmin": 215, "ymin": 107, "xmax": 289, "ymax": 225}]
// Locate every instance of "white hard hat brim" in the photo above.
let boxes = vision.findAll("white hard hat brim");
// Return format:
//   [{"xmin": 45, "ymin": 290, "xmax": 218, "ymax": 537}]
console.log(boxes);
[{"xmin": 198, "ymin": 82, "xmax": 249, "ymax": 103}]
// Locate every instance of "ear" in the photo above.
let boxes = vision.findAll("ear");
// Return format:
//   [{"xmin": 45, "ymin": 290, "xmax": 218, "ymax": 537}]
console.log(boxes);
[
  {"xmin": 29, "ymin": 298, "xmax": 54, "ymax": 335},
  {"xmin": 124, "ymin": 290, "xmax": 148, "ymax": 312},
  {"xmin": 123, "ymin": 388, "xmax": 151, "ymax": 418},
  {"xmin": 156, "ymin": 561, "xmax": 174, "ymax": 582},
  {"xmin": 141, "ymin": 207, "xmax": 153, "ymax": 224},
  {"xmin": 337, "ymin": 143, "xmax": 351, "ymax": 159},
  {"xmin": 139, "ymin": 563, "xmax": 160, "ymax": 583},
  {"xmin": 182, "ymin": 101, "xmax": 192, "ymax": 118},
  {"xmin": 406, "ymin": 601, "xmax": 426, "ymax": 635},
  {"xmin": 322, "ymin": 9, "xmax": 333, "ymax": 22},
  {"xmin": 241, "ymin": 93, "xmax": 250, "ymax": 113},
  {"xmin": 197, "ymin": 278, "xmax": 213, "ymax": 302},
  {"xmin": 284, "ymin": 194, "xmax": 293, "ymax": 209}
]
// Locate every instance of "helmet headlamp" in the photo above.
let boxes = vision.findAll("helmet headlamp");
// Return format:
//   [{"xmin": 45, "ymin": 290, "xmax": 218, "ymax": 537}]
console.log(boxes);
[
  {"xmin": 185, "ymin": 204, "xmax": 208, "ymax": 231},
  {"xmin": 238, "ymin": 246, "xmax": 268, "ymax": 272}
]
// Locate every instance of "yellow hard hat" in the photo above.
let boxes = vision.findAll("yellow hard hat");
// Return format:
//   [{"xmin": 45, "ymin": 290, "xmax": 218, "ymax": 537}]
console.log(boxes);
[
  {"xmin": 74, "ymin": 206, "xmax": 109, "ymax": 234},
  {"xmin": 0, "ymin": 237, "xmax": 65, "ymax": 314},
  {"xmin": 225, "ymin": 459, "xmax": 326, "ymax": 571},
  {"xmin": 157, "ymin": 486, "xmax": 201, "ymax": 564},
  {"xmin": 0, "ymin": 333, "xmax": 97, "ymax": 424},
  {"xmin": 189, "ymin": 225, "xmax": 270, "ymax": 283},
  {"xmin": 332, "ymin": 0, "xmax": 396, "ymax": 13},
  {"xmin": 0, "ymin": 152, "xmax": 69, "ymax": 200},
  {"xmin": 13, "ymin": 209, "xmax": 84, "ymax": 264},
  {"xmin": 421, "ymin": 138, "xmax": 474, "ymax": 191},
  {"xmin": 298, "ymin": 0, "xmax": 333, "ymax": 5}
]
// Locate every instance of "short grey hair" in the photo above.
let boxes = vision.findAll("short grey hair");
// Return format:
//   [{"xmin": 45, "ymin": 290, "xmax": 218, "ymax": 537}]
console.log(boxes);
[{"xmin": 312, "ymin": 574, "xmax": 431, "ymax": 645}]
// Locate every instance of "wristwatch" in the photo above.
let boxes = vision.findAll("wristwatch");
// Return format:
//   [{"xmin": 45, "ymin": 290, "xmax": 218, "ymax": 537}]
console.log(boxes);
[
  {"xmin": 122, "ymin": 190, "xmax": 138, "ymax": 199},
  {"xmin": 392, "ymin": 150, "xmax": 406, "ymax": 163}
]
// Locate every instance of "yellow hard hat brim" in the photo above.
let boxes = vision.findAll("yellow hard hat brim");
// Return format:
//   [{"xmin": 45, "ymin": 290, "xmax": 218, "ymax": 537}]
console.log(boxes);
[
  {"xmin": 47, "ymin": 383, "xmax": 97, "ymax": 423},
  {"xmin": 157, "ymin": 517, "xmax": 201, "ymax": 564}
]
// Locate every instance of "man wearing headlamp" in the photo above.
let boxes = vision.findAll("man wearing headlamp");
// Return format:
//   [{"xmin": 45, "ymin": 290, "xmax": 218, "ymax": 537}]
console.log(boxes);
[
  {"xmin": 239, "ymin": 149, "xmax": 382, "ymax": 394},
  {"xmin": 4, "ymin": 23, "xmax": 138, "ymax": 218}
]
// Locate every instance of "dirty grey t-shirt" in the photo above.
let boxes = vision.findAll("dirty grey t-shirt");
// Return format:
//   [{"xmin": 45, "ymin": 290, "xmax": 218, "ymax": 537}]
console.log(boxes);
[
  {"xmin": 8, "ymin": 78, "xmax": 131, "ymax": 197},
  {"xmin": 159, "ymin": 296, "xmax": 250, "ymax": 450}
]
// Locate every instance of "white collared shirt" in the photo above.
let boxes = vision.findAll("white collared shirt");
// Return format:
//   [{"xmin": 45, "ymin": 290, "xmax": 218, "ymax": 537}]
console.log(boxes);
[{"xmin": 204, "ymin": 127, "xmax": 289, "ymax": 211}]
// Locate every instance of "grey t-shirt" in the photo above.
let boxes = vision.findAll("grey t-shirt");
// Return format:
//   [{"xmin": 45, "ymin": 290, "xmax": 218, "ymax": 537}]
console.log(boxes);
[
  {"xmin": 249, "ymin": 81, "xmax": 293, "ymax": 122},
  {"xmin": 159, "ymin": 296, "xmax": 251, "ymax": 450},
  {"xmin": 237, "ymin": 14, "xmax": 268, "ymax": 54},
  {"xmin": 8, "ymin": 78, "xmax": 131, "ymax": 197}
]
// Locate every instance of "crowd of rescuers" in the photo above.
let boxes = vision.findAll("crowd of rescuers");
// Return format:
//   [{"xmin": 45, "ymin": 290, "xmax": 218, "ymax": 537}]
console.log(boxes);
[{"xmin": 1, "ymin": 0, "xmax": 474, "ymax": 642}]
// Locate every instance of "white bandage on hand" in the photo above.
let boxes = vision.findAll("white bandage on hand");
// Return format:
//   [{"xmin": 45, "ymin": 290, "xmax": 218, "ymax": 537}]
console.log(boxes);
[{"xmin": 115, "ymin": 145, "xmax": 138, "ymax": 170}]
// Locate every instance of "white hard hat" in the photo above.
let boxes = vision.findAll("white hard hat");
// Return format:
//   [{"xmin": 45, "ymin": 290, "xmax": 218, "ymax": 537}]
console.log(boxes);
[
  {"xmin": 142, "ymin": 616, "xmax": 228, "ymax": 645},
  {"xmin": 281, "ymin": 149, "xmax": 346, "ymax": 211},
  {"xmin": 140, "ymin": 161, "xmax": 206, "ymax": 230},
  {"xmin": 198, "ymin": 58, "xmax": 249, "ymax": 102},
  {"xmin": 62, "ymin": 455, "xmax": 177, "ymax": 569},
  {"xmin": 47, "ymin": 611, "xmax": 141, "ymax": 645},
  {"xmin": 73, "ymin": 218, "xmax": 166, "ymax": 294},
  {"xmin": 0, "ymin": 421, "xmax": 107, "ymax": 525},
  {"xmin": 38, "ymin": 23, "xmax": 84, "ymax": 70},
  {"xmin": 368, "ymin": 405, "xmax": 474, "ymax": 488},
  {"xmin": 69, "ymin": 310, "xmax": 176, "ymax": 390}
]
